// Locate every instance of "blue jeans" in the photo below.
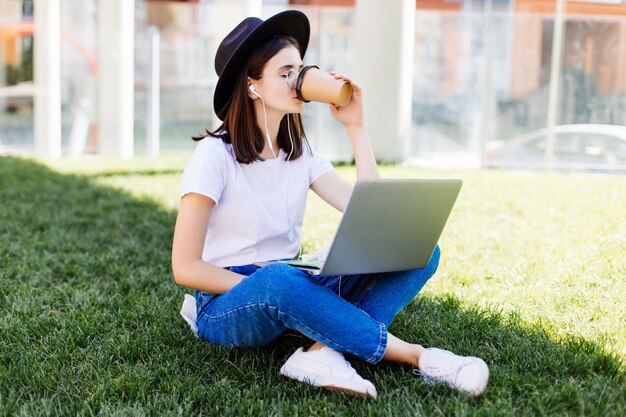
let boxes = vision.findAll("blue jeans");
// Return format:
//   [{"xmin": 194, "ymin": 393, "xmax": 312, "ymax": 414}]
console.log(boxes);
[{"xmin": 195, "ymin": 246, "xmax": 440, "ymax": 364}]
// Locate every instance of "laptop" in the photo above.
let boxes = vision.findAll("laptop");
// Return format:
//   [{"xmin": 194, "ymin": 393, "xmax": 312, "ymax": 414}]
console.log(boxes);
[{"xmin": 255, "ymin": 178, "xmax": 462, "ymax": 276}]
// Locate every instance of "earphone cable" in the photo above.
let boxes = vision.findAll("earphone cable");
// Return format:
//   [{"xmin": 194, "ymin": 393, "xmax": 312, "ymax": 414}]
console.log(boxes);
[
  {"xmin": 256, "ymin": 92, "xmax": 277, "ymax": 159},
  {"xmin": 286, "ymin": 115, "xmax": 302, "ymax": 260},
  {"xmin": 257, "ymin": 92, "xmax": 300, "ymax": 260}
]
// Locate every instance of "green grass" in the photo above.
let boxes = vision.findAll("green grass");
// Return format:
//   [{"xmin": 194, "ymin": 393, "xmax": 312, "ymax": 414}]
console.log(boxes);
[{"xmin": 1, "ymin": 155, "xmax": 625, "ymax": 416}]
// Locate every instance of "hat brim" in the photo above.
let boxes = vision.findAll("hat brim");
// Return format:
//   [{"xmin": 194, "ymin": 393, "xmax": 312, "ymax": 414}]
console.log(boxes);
[{"xmin": 213, "ymin": 10, "xmax": 310, "ymax": 121}]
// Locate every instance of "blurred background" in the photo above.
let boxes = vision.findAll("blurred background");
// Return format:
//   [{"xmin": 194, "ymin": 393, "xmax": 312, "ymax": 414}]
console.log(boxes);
[{"xmin": 1, "ymin": 0, "xmax": 625, "ymax": 172}]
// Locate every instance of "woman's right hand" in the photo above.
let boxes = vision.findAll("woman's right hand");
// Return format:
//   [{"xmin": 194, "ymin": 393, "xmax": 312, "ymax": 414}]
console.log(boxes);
[{"xmin": 327, "ymin": 71, "xmax": 365, "ymax": 129}]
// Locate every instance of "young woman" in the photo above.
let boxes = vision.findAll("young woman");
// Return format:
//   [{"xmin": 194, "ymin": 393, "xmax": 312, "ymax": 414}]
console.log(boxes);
[{"xmin": 171, "ymin": 10, "xmax": 488, "ymax": 399}]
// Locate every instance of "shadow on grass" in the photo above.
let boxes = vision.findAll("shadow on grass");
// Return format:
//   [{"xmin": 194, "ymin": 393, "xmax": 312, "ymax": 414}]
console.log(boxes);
[{"xmin": 1, "ymin": 156, "xmax": 624, "ymax": 417}]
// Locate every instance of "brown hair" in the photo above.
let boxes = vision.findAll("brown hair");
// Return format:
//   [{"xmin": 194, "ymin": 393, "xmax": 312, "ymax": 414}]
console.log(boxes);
[{"xmin": 193, "ymin": 35, "xmax": 311, "ymax": 164}]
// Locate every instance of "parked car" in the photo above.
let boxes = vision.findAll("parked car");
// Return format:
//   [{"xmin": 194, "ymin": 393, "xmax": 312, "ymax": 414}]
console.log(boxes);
[{"xmin": 485, "ymin": 124, "xmax": 626, "ymax": 172}]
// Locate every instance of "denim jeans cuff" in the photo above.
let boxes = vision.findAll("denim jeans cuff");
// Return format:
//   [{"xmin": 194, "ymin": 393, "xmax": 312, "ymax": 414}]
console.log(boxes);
[{"xmin": 366, "ymin": 322, "xmax": 388, "ymax": 364}]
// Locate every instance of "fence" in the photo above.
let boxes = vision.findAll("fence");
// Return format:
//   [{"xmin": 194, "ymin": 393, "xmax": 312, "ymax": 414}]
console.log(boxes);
[{"xmin": 1, "ymin": 0, "xmax": 625, "ymax": 170}]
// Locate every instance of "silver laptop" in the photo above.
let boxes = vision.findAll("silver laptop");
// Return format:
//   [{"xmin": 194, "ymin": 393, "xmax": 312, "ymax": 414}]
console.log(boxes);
[{"xmin": 257, "ymin": 178, "xmax": 462, "ymax": 276}]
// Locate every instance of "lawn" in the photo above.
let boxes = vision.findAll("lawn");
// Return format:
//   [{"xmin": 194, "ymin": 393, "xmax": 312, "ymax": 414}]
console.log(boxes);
[{"xmin": 1, "ymin": 155, "xmax": 625, "ymax": 416}]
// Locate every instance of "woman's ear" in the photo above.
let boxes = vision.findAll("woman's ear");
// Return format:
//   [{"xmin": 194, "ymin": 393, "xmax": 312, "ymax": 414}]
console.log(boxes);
[
  {"xmin": 247, "ymin": 84, "xmax": 259, "ymax": 99},
  {"xmin": 247, "ymin": 77, "xmax": 260, "ymax": 99}
]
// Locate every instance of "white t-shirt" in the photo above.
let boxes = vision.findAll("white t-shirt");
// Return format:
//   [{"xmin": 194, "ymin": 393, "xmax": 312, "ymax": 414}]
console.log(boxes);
[{"xmin": 180, "ymin": 137, "xmax": 334, "ymax": 267}]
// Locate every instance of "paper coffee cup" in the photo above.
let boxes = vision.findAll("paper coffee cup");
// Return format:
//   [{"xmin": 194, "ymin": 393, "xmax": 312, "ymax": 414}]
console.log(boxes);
[{"xmin": 296, "ymin": 66, "xmax": 352, "ymax": 107}]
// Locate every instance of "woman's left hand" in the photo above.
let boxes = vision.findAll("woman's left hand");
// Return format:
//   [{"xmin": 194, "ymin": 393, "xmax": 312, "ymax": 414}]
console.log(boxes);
[{"xmin": 328, "ymin": 72, "xmax": 364, "ymax": 129}]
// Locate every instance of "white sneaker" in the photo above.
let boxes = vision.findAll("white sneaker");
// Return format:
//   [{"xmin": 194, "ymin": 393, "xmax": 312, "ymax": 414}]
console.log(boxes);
[
  {"xmin": 179, "ymin": 294, "xmax": 198, "ymax": 337},
  {"xmin": 280, "ymin": 347, "xmax": 377, "ymax": 399},
  {"xmin": 416, "ymin": 347, "xmax": 489, "ymax": 396}
]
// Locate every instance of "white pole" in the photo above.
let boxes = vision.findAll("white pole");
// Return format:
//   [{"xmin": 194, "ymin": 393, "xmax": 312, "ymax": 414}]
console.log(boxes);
[
  {"xmin": 355, "ymin": 0, "xmax": 415, "ymax": 162},
  {"xmin": 68, "ymin": 98, "xmax": 91, "ymax": 158},
  {"xmin": 246, "ymin": 0, "xmax": 262, "ymax": 18},
  {"xmin": 34, "ymin": 0, "xmax": 62, "ymax": 159},
  {"xmin": 545, "ymin": 0, "xmax": 566, "ymax": 171},
  {"xmin": 147, "ymin": 26, "xmax": 160, "ymax": 158},
  {"xmin": 478, "ymin": 0, "xmax": 494, "ymax": 169},
  {"xmin": 97, "ymin": 0, "xmax": 135, "ymax": 159}
]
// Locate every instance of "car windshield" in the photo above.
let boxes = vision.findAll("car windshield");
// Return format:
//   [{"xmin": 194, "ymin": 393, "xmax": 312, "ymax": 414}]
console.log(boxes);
[
  {"xmin": 522, "ymin": 132, "xmax": 626, "ymax": 162},
  {"xmin": 523, "ymin": 133, "xmax": 579, "ymax": 155}
]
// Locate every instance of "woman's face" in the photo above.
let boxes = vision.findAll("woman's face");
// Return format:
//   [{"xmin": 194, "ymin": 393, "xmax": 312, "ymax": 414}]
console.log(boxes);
[{"xmin": 253, "ymin": 45, "xmax": 305, "ymax": 115}]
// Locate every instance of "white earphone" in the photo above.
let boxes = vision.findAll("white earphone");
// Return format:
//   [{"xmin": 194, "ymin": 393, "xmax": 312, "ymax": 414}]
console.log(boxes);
[{"xmin": 248, "ymin": 84, "xmax": 275, "ymax": 156}]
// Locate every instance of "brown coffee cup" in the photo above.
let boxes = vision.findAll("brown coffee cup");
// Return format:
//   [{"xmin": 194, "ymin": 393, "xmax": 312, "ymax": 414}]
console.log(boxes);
[{"xmin": 295, "ymin": 65, "xmax": 353, "ymax": 107}]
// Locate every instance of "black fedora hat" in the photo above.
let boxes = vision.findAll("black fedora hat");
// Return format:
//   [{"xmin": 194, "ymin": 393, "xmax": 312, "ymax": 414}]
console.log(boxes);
[{"xmin": 213, "ymin": 10, "xmax": 310, "ymax": 120}]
